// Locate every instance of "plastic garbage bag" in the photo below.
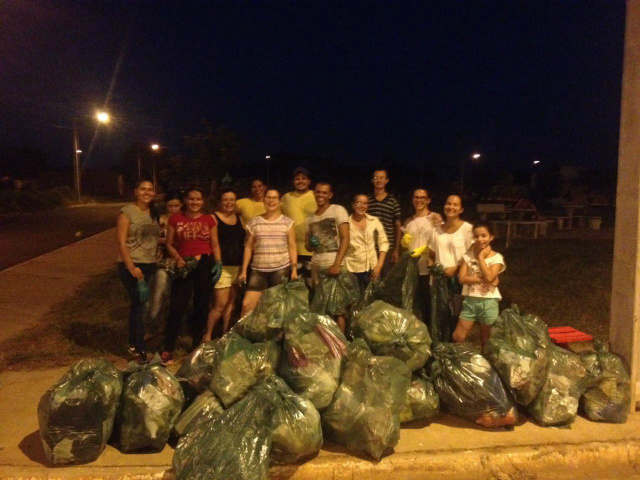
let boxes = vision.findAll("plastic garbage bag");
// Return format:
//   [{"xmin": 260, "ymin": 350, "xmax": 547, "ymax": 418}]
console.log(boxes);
[
  {"xmin": 174, "ymin": 390, "xmax": 225, "ymax": 437},
  {"xmin": 361, "ymin": 252, "xmax": 423, "ymax": 320},
  {"xmin": 37, "ymin": 358, "xmax": 122, "ymax": 465},
  {"xmin": 146, "ymin": 268, "xmax": 171, "ymax": 334},
  {"xmin": 527, "ymin": 344, "xmax": 587, "ymax": 427},
  {"xmin": 159, "ymin": 256, "xmax": 199, "ymax": 280},
  {"xmin": 232, "ymin": 279, "xmax": 309, "ymax": 342},
  {"xmin": 483, "ymin": 305, "xmax": 552, "ymax": 405},
  {"xmin": 209, "ymin": 332, "xmax": 279, "ymax": 408},
  {"xmin": 580, "ymin": 342, "xmax": 630, "ymax": 423},
  {"xmin": 310, "ymin": 268, "xmax": 360, "ymax": 317},
  {"xmin": 115, "ymin": 357, "xmax": 184, "ymax": 452},
  {"xmin": 322, "ymin": 339, "xmax": 411, "ymax": 460},
  {"xmin": 399, "ymin": 373, "xmax": 440, "ymax": 424},
  {"xmin": 351, "ymin": 300, "xmax": 431, "ymax": 371},
  {"xmin": 173, "ymin": 376, "xmax": 300, "ymax": 480},
  {"xmin": 176, "ymin": 340, "xmax": 218, "ymax": 392},
  {"xmin": 427, "ymin": 264, "xmax": 460, "ymax": 344},
  {"xmin": 278, "ymin": 312, "xmax": 349, "ymax": 410},
  {"xmin": 432, "ymin": 343, "xmax": 517, "ymax": 428},
  {"xmin": 270, "ymin": 376, "xmax": 323, "ymax": 464}
]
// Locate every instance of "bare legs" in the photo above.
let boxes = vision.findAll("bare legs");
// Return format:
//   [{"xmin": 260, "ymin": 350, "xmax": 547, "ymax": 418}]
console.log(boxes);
[
  {"xmin": 452, "ymin": 317, "xmax": 491, "ymax": 347},
  {"xmin": 203, "ymin": 286, "xmax": 238, "ymax": 342}
]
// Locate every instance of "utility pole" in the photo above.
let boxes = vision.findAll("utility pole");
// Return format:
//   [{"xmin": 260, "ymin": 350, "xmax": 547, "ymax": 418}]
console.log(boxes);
[{"xmin": 73, "ymin": 119, "xmax": 81, "ymax": 201}]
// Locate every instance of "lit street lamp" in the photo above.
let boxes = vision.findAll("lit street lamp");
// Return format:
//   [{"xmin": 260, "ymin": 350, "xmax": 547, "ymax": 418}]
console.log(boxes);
[
  {"xmin": 73, "ymin": 111, "xmax": 111, "ymax": 201},
  {"xmin": 150, "ymin": 144, "xmax": 160, "ymax": 189},
  {"xmin": 460, "ymin": 152, "xmax": 482, "ymax": 195},
  {"xmin": 265, "ymin": 155, "xmax": 272, "ymax": 184}
]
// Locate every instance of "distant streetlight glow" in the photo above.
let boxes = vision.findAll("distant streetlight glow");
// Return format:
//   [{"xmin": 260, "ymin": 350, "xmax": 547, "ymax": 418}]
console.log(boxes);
[
  {"xmin": 533, "ymin": 160, "xmax": 541, "ymax": 164},
  {"xmin": 75, "ymin": 149, "xmax": 82, "ymax": 154},
  {"xmin": 96, "ymin": 111, "xmax": 110, "ymax": 124},
  {"xmin": 472, "ymin": 153, "xmax": 481, "ymax": 160},
  {"xmin": 265, "ymin": 155, "xmax": 271, "ymax": 159},
  {"xmin": 151, "ymin": 144, "xmax": 160, "ymax": 151}
]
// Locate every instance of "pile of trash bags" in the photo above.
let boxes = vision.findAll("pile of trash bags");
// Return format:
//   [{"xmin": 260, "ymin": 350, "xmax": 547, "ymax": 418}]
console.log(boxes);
[{"xmin": 37, "ymin": 263, "xmax": 632, "ymax": 478}]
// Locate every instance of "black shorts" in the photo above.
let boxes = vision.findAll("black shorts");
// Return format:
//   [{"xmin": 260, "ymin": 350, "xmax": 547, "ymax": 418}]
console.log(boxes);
[{"xmin": 247, "ymin": 266, "xmax": 291, "ymax": 292}]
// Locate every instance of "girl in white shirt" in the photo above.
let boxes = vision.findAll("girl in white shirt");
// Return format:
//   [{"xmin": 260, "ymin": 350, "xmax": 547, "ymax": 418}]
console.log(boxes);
[
  {"xmin": 454, "ymin": 222, "xmax": 505, "ymax": 346},
  {"xmin": 345, "ymin": 194, "xmax": 389, "ymax": 290}
]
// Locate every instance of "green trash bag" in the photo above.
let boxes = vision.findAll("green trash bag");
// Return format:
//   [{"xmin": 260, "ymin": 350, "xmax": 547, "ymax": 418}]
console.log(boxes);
[
  {"xmin": 527, "ymin": 344, "xmax": 588, "ymax": 427},
  {"xmin": 174, "ymin": 390, "xmax": 225, "ymax": 437},
  {"xmin": 176, "ymin": 340, "xmax": 218, "ymax": 392},
  {"xmin": 278, "ymin": 312, "xmax": 349, "ymax": 410},
  {"xmin": 580, "ymin": 342, "xmax": 631, "ymax": 423},
  {"xmin": 115, "ymin": 357, "xmax": 184, "ymax": 452},
  {"xmin": 37, "ymin": 358, "xmax": 122, "ymax": 465},
  {"xmin": 209, "ymin": 332, "xmax": 280, "ymax": 408},
  {"xmin": 432, "ymin": 343, "xmax": 517, "ymax": 429},
  {"xmin": 232, "ymin": 279, "xmax": 309, "ymax": 342},
  {"xmin": 483, "ymin": 304, "xmax": 552, "ymax": 406},
  {"xmin": 399, "ymin": 372, "xmax": 440, "ymax": 424},
  {"xmin": 173, "ymin": 376, "xmax": 317, "ymax": 479},
  {"xmin": 357, "ymin": 252, "xmax": 423, "ymax": 320},
  {"xmin": 351, "ymin": 300, "xmax": 431, "ymax": 371},
  {"xmin": 427, "ymin": 264, "xmax": 461, "ymax": 344},
  {"xmin": 322, "ymin": 339, "xmax": 411, "ymax": 460},
  {"xmin": 270, "ymin": 376, "xmax": 323, "ymax": 464},
  {"xmin": 158, "ymin": 256, "xmax": 199, "ymax": 279},
  {"xmin": 310, "ymin": 268, "xmax": 360, "ymax": 316}
]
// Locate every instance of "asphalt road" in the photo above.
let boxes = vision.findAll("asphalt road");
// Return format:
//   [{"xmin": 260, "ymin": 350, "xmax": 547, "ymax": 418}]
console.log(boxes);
[{"xmin": 0, "ymin": 204, "xmax": 125, "ymax": 270}]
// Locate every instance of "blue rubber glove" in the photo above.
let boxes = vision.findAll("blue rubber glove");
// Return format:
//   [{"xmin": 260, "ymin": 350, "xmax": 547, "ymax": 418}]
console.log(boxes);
[
  {"xmin": 211, "ymin": 260, "xmax": 223, "ymax": 284},
  {"xmin": 136, "ymin": 279, "xmax": 151, "ymax": 303},
  {"xmin": 309, "ymin": 234, "xmax": 321, "ymax": 248}
]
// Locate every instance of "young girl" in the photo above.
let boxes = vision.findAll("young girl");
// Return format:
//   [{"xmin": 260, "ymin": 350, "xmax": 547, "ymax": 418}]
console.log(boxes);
[{"xmin": 453, "ymin": 221, "xmax": 505, "ymax": 346}]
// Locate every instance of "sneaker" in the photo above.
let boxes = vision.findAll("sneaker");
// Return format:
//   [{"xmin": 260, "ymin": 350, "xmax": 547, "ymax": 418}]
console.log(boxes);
[
  {"xmin": 160, "ymin": 351, "xmax": 174, "ymax": 366},
  {"xmin": 134, "ymin": 351, "xmax": 149, "ymax": 365}
]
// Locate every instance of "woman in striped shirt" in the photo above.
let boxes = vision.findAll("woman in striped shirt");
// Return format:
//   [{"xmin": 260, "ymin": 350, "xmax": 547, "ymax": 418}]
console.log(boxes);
[{"xmin": 238, "ymin": 189, "xmax": 298, "ymax": 314}]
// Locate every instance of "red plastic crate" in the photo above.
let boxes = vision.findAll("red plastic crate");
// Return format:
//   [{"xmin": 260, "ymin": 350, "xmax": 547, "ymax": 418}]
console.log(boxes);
[{"xmin": 548, "ymin": 326, "xmax": 593, "ymax": 344}]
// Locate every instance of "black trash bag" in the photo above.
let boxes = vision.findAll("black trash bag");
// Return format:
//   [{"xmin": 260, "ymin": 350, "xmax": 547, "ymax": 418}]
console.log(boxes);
[
  {"xmin": 115, "ymin": 357, "xmax": 184, "ymax": 452},
  {"xmin": 322, "ymin": 339, "xmax": 411, "ymax": 460},
  {"xmin": 483, "ymin": 304, "xmax": 552, "ymax": 406},
  {"xmin": 427, "ymin": 264, "xmax": 461, "ymax": 344},
  {"xmin": 527, "ymin": 344, "xmax": 588, "ymax": 427},
  {"xmin": 278, "ymin": 312, "xmax": 349, "ymax": 410},
  {"xmin": 232, "ymin": 279, "xmax": 309, "ymax": 342},
  {"xmin": 174, "ymin": 390, "xmax": 225, "ymax": 437},
  {"xmin": 209, "ymin": 332, "xmax": 279, "ymax": 408},
  {"xmin": 399, "ymin": 372, "xmax": 440, "ymax": 424},
  {"xmin": 358, "ymin": 252, "xmax": 423, "ymax": 320},
  {"xmin": 270, "ymin": 376, "xmax": 323, "ymax": 464},
  {"xmin": 37, "ymin": 358, "xmax": 122, "ymax": 465},
  {"xmin": 432, "ymin": 343, "xmax": 517, "ymax": 429},
  {"xmin": 310, "ymin": 268, "xmax": 360, "ymax": 316},
  {"xmin": 351, "ymin": 300, "xmax": 431, "ymax": 371},
  {"xmin": 173, "ymin": 376, "xmax": 315, "ymax": 479},
  {"xmin": 580, "ymin": 342, "xmax": 631, "ymax": 423},
  {"xmin": 176, "ymin": 340, "xmax": 218, "ymax": 392}
]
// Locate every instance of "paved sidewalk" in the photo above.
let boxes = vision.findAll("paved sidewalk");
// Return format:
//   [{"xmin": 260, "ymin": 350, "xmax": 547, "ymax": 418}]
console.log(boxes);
[{"xmin": 1, "ymin": 230, "xmax": 640, "ymax": 479}]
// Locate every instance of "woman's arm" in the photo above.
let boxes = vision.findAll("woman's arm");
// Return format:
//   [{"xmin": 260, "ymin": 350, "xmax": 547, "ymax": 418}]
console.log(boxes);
[
  {"xmin": 287, "ymin": 226, "xmax": 298, "ymax": 279},
  {"xmin": 116, "ymin": 212, "xmax": 143, "ymax": 279},
  {"xmin": 209, "ymin": 224, "xmax": 222, "ymax": 262},
  {"xmin": 372, "ymin": 221, "xmax": 389, "ymax": 281},
  {"xmin": 458, "ymin": 260, "xmax": 482, "ymax": 285},
  {"xmin": 166, "ymin": 224, "xmax": 186, "ymax": 268},
  {"xmin": 238, "ymin": 231, "xmax": 255, "ymax": 282}
]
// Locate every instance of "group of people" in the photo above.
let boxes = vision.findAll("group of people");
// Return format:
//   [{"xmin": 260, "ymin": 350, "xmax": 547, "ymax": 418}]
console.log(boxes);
[{"xmin": 116, "ymin": 167, "xmax": 505, "ymax": 365}]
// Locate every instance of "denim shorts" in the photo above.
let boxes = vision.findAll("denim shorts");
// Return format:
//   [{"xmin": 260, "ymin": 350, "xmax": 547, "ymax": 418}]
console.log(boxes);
[
  {"xmin": 247, "ymin": 266, "xmax": 291, "ymax": 292},
  {"xmin": 459, "ymin": 297, "xmax": 500, "ymax": 325}
]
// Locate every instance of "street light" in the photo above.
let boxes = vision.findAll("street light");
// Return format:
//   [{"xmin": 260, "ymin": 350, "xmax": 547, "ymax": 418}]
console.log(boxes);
[
  {"xmin": 460, "ymin": 152, "xmax": 482, "ymax": 195},
  {"xmin": 265, "ymin": 155, "xmax": 271, "ymax": 184},
  {"xmin": 533, "ymin": 160, "xmax": 541, "ymax": 165},
  {"xmin": 150, "ymin": 144, "xmax": 160, "ymax": 189},
  {"xmin": 73, "ymin": 111, "xmax": 110, "ymax": 201}
]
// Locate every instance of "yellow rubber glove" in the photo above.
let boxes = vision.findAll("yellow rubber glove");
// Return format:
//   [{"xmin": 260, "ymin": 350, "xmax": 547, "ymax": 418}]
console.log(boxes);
[
  {"xmin": 410, "ymin": 245, "xmax": 429, "ymax": 258},
  {"xmin": 400, "ymin": 233, "xmax": 413, "ymax": 249}
]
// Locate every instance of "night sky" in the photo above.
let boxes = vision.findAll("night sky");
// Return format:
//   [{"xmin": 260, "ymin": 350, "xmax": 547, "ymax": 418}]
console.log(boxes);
[{"xmin": 0, "ymin": 1, "xmax": 627, "ymax": 179}]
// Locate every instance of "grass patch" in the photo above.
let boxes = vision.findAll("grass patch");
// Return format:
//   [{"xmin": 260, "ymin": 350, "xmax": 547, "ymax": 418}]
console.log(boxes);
[{"xmin": 0, "ymin": 236, "xmax": 614, "ymax": 370}]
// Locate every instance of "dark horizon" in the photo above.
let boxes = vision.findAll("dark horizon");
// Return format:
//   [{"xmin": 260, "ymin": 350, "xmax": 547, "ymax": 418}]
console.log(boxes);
[{"xmin": 1, "ymin": 1, "xmax": 626, "ymax": 182}]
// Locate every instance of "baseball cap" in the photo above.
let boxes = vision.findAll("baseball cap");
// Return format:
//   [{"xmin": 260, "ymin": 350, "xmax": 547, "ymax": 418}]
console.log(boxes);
[{"xmin": 293, "ymin": 166, "xmax": 310, "ymax": 178}]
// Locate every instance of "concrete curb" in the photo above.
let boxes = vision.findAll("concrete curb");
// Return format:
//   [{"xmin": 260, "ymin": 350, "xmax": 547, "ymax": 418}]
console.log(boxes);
[{"xmin": 2, "ymin": 438, "xmax": 640, "ymax": 480}]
